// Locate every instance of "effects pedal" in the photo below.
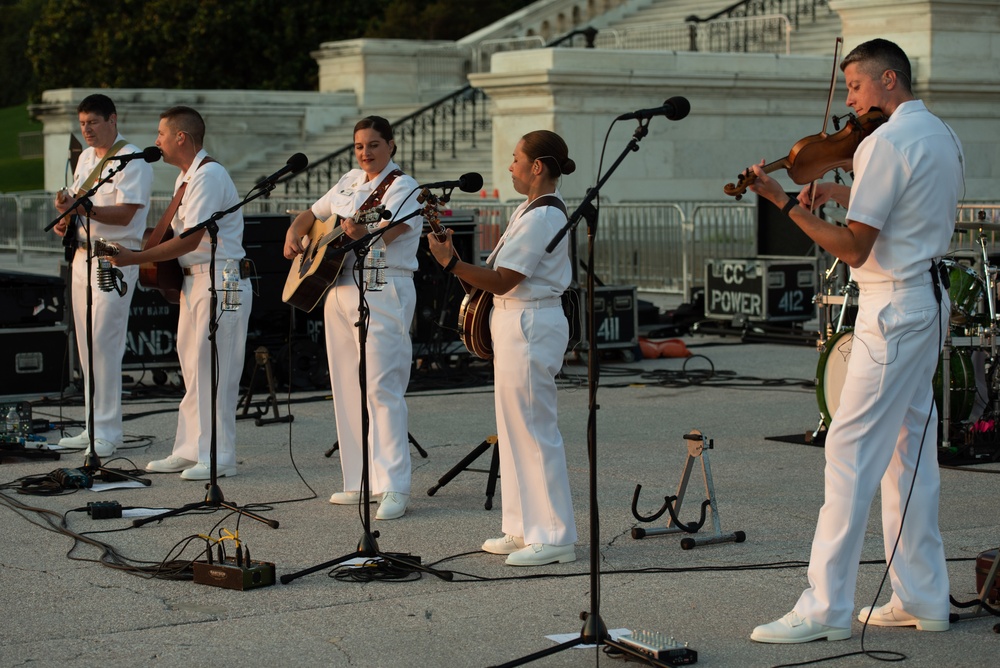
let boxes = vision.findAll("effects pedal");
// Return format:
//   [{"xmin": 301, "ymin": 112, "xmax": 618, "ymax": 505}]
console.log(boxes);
[
  {"xmin": 193, "ymin": 558, "xmax": 276, "ymax": 590},
  {"xmin": 617, "ymin": 630, "xmax": 697, "ymax": 665}
]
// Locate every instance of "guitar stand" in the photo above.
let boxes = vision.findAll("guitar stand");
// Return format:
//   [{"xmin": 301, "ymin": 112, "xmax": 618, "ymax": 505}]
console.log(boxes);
[
  {"xmin": 323, "ymin": 432, "xmax": 428, "ymax": 459},
  {"xmin": 237, "ymin": 346, "xmax": 294, "ymax": 426},
  {"xmin": 426, "ymin": 434, "xmax": 500, "ymax": 510},
  {"xmin": 631, "ymin": 429, "xmax": 746, "ymax": 549}
]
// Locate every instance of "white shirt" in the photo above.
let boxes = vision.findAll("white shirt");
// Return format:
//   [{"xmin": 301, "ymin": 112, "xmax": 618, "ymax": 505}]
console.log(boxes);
[
  {"xmin": 848, "ymin": 100, "xmax": 964, "ymax": 284},
  {"xmin": 71, "ymin": 135, "xmax": 153, "ymax": 245},
  {"xmin": 310, "ymin": 161, "xmax": 422, "ymax": 273},
  {"xmin": 494, "ymin": 192, "xmax": 571, "ymax": 301},
  {"xmin": 171, "ymin": 148, "xmax": 245, "ymax": 267}
]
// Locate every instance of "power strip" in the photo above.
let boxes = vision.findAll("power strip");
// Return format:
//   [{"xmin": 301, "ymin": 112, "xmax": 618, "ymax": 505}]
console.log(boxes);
[{"xmin": 616, "ymin": 630, "xmax": 697, "ymax": 664}]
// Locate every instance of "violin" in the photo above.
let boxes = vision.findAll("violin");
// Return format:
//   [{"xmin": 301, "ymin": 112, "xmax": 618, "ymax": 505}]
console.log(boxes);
[{"xmin": 723, "ymin": 108, "xmax": 888, "ymax": 200}]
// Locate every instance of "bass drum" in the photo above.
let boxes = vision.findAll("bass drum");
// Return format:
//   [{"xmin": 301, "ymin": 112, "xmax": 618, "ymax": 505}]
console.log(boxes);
[{"xmin": 816, "ymin": 329, "xmax": 976, "ymax": 428}]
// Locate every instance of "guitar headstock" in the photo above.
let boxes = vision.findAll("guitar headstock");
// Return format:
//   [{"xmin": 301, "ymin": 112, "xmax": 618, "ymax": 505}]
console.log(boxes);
[
  {"xmin": 419, "ymin": 188, "xmax": 446, "ymax": 241},
  {"xmin": 357, "ymin": 205, "xmax": 387, "ymax": 225},
  {"xmin": 93, "ymin": 238, "xmax": 119, "ymax": 257}
]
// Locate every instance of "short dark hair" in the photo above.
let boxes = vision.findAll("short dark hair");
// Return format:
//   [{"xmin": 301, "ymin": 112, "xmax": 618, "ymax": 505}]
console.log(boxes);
[
  {"xmin": 77, "ymin": 94, "xmax": 116, "ymax": 119},
  {"xmin": 354, "ymin": 116, "xmax": 396, "ymax": 157},
  {"xmin": 520, "ymin": 130, "xmax": 576, "ymax": 178},
  {"xmin": 841, "ymin": 38, "xmax": 913, "ymax": 92},
  {"xmin": 160, "ymin": 106, "xmax": 206, "ymax": 146}
]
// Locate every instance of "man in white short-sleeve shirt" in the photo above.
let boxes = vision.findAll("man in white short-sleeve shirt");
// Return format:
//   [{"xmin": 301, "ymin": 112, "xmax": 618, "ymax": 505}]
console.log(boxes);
[{"xmin": 748, "ymin": 38, "xmax": 963, "ymax": 643}]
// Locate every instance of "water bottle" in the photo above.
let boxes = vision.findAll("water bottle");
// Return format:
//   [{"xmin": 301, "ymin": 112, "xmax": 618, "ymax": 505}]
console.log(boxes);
[
  {"xmin": 4, "ymin": 406, "xmax": 19, "ymax": 437},
  {"xmin": 366, "ymin": 228, "xmax": 387, "ymax": 292},
  {"xmin": 222, "ymin": 259, "xmax": 241, "ymax": 311}
]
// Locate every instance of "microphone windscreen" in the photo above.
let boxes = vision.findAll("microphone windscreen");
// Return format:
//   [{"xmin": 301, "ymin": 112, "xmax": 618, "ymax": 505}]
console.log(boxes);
[
  {"xmin": 142, "ymin": 146, "xmax": 162, "ymax": 162},
  {"xmin": 666, "ymin": 96, "xmax": 691, "ymax": 121},
  {"xmin": 458, "ymin": 172, "xmax": 484, "ymax": 193},
  {"xmin": 287, "ymin": 152, "xmax": 309, "ymax": 173}
]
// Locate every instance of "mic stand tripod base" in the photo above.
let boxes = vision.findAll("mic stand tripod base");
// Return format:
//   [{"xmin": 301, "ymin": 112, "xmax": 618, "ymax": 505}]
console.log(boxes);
[{"xmin": 131, "ymin": 489, "xmax": 279, "ymax": 529}]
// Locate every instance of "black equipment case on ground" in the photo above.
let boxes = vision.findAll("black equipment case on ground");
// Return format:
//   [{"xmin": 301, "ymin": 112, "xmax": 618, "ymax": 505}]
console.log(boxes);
[{"xmin": 704, "ymin": 256, "xmax": 816, "ymax": 323}]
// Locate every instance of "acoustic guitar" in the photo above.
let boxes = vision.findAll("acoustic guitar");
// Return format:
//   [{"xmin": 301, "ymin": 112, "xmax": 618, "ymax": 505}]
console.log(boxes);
[
  {"xmin": 282, "ymin": 205, "xmax": 387, "ymax": 312},
  {"xmin": 138, "ymin": 226, "xmax": 183, "ymax": 304}
]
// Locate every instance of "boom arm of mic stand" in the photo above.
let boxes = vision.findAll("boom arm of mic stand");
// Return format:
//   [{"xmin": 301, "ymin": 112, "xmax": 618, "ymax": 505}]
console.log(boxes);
[
  {"xmin": 45, "ymin": 165, "xmax": 124, "ymax": 232},
  {"xmin": 178, "ymin": 181, "xmax": 276, "ymax": 240},
  {"xmin": 545, "ymin": 121, "xmax": 649, "ymax": 253}
]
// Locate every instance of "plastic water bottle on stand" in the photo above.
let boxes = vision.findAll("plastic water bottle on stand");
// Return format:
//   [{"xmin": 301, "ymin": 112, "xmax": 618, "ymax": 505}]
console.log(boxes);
[
  {"xmin": 4, "ymin": 406, "xmax": 20, "ymax": 439},
  {"xmin": 366, "ymin": 226, "xmax": 387, "ymax": 292},
  {"xmin": 222, "ymin": 259, "xmax": 242, "ymax": 311}
]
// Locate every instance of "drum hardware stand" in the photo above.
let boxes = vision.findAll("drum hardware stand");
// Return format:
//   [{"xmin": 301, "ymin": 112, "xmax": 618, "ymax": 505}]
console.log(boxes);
[
  {"xmin": 811, "ymin": 280, "xmax": 857, "ymax": 443},
  {"xmin": 323, "ymin": 432, "xmax": 428, "ymax": 459},
  {"xmin": 238, "ymin": 346, "xmax": 294, "ymax": 426},
  {"xmin": 426, "ymin": 434, "xmax": 500, "ymax": 510},
  {"xmin": 630, "ymin": 429, "xmax": 746, "ymax": 549}
]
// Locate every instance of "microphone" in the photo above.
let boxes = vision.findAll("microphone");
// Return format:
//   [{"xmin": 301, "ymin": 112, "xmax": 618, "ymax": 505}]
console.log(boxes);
[
  {"xmin": 96, "ymin": 257, "xmax": 127, "ymax": 296},
  {"xmin": 107, "ymin": 146, "xmax": 162, "ymax": 164},
  {"xmin": 252, "ymin": 153, "xmax": 309, "ymax": 190},
  {"xmin": 419, "ymin": 172, "xmax": 484, "ymax": 193},
  {"xmin": 616, "ymin": 96, "xmax": 691, "ymax": 122}
]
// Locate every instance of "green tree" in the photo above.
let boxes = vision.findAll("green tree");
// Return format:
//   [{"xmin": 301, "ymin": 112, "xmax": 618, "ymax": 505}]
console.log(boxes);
[
  {"xmin": 28, "ymin": 0, "xmax": 370, "ymax": 94},
  {"xmin": 25, "ymin": 0, "xmax": 534, "ymax": 96},
  {"xmin": 0, "ymin": 0, "xmax": 45, "ymax": 105}
]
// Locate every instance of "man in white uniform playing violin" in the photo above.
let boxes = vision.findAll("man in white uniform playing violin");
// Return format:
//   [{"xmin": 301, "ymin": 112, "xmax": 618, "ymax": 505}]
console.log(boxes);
[{"xmin": 748, "ymin": 38, "xmax": 963, "ymax": 643}]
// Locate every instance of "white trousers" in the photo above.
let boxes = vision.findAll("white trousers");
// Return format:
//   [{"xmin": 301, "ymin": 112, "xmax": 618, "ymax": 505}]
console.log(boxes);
[
  {"xmin": 71, "ymin": 248, "xmax": 137, "ymax": 445},
  {"xmin": 324, "ymin": 274, "xmax": 415, "ymax": 495},
  {"xmin": 171, "ymin": 271, "xmax": 251, "ymax": 467},
  {"xmin": 492, "ymin": 303, "xmax": 577, "ymax": 546},
  {"xmin": 794, "ymin": 275, "xmax": 950, "ymax": 627}
]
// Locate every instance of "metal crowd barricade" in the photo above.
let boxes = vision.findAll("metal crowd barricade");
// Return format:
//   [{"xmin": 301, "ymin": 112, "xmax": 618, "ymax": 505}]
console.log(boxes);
[{"xmin": 5, "ymin": 193, "xmax": 997, "ymax": 299}]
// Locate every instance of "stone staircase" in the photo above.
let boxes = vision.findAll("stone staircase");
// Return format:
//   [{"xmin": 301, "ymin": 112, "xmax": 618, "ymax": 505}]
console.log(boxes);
[{"xmin": 276, "ymin": 0, "xmax": 841, "ymax": 200}]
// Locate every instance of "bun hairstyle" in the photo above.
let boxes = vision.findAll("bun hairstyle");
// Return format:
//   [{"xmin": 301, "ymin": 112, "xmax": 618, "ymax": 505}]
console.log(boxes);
[
  {"xmin": 355, "ymin": 115, "xmax": 397, "ymax": 157},
  {"xmin": 521, "ymin": 130, "xmax": 576, "ymax": 178}
]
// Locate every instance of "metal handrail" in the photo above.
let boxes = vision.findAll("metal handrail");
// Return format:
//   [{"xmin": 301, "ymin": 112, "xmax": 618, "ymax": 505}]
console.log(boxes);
[
  {"xmin": 687, "ymin": 0, "xmax": 828, "ymax": 28},
  {"xmin": 283, "ymin": 27, "xmax": 599, "ymax": 197}
]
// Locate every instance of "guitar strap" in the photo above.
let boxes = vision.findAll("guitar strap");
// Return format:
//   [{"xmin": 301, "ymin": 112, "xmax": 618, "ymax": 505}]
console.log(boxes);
[
  {"xmin": 144, "ymin": 156, "xmax": 217, "ymax": 250},
  {"xmin": 357, "ymin": 169, "xmax": 402, "ymax": 217},
  {"xmin": 78, "ymin": 139, "xmax": 130, "ymax": 192},
  {"xmin": 486, "ymin": 193, "xmax": 567, "ymax": 268},
  {"xmin": 65, "ymin": 139, "xmax": 129, "ymax": 261}
]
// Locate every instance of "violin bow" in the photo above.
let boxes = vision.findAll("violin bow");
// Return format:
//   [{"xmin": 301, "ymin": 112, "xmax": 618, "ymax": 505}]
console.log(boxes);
[{"xmin": 808, "ymin": 37, "xmax": 844, "ymax": 213}]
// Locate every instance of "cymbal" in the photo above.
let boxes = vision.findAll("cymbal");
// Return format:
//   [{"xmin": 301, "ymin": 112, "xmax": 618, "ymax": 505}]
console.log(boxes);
[{"xmin": 955, "ymin": 219, "xmax": 1000, "ymax": 231}]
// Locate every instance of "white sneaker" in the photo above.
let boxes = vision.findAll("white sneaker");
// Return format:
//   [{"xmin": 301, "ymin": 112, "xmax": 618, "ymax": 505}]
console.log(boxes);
[
  {"xmin": 858, "ymin": 603, "xmax": 949, "ymax": 631},
  {"xmin": 329, "ymin": 491, "xmax": 380, "ymax": 505},
  {"xmin": 751, "ymin": 611, "xmax": 851, "ymax": 643},
  {"xmin": 145, "ymin": 455, "xmax": 197, "ymax": 473},
  {"xmin": 58, "ymin": 431, "xmax": 91, "ymax": 448},
  {"xmin": 505, "ymin": 543, "xmax": 576, "ymax": 567},
  {"xmin": 180, "ymin": 462, "xmax": 237, "ymax": 480},
  {"xmin": 482, "ymin": 534, "xmax": 526, "ymax": 555},
  {"xmin": 84, "ymin": 439, "xmax": 116, "ymax": 457},
  {"xmin": 375, "ymin": 492, "xmax": 409, "ymax": 520}
]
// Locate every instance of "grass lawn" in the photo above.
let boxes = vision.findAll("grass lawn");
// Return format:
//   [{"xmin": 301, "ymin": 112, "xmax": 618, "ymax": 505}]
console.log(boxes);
[{"xmin": 0, "ymin": 104, "xmax": 45, "ymax": 193}]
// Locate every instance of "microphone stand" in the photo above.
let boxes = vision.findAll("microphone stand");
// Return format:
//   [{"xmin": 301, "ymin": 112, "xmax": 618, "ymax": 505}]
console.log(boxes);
[
  {"xmin": 133, "ymin": 181, "xmax": 280, "ymax": 529},
  {"xmin": 496, "ymin": 120, "xmax": 674, "ymax": 668},
  {"xmin": 281, "ymin": 206, "xmax": 452, "ymax": 584},
  {"xmin": 46, "ymin": 167, "xmax": 150, "ymax": 487}
]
